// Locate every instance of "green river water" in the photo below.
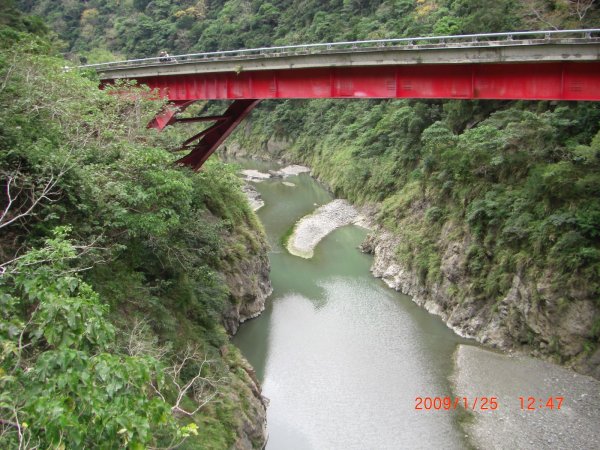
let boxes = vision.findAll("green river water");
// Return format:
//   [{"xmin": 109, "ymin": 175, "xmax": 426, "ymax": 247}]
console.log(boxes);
[{"xmin": 232, "ymin": 160, "xmax": 472, "ymax": 450}]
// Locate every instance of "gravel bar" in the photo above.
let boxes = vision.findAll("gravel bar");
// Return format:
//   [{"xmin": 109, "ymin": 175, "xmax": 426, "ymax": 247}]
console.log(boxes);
[
  {"xmin": 286, "ymin": 199, "xmax": 360, "ymax": 258},
  {"xmin": 452, "ymin": 345, "xmax": 600, "ymax": 450}
]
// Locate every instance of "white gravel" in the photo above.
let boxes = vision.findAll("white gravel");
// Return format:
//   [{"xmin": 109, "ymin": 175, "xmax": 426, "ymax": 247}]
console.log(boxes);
[
  {"xmin": 275, "ymin": 164, "xmax": 311, "ymax": 177},
  {"xmin": 241, "ymin": 169, "xmax": 271, "ymax": 182},
  {"xmin": 452, "ymin": 345, "xmax": 600, "ymax": 450},
  {"xmin": 287, "ymin": 199, "xmax": 362, "ymax": 258}
]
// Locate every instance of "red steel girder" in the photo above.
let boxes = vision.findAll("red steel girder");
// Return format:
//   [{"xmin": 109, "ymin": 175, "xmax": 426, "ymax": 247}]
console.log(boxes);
[
  {"xmin": 148, "ymin": 100, "xmax": 197, "ymax": 130},
  {"xmin": 140, "ymin": 60, "xmax": 600, "ymax": 169},
  {"xmin": 138, "ymin": 62, "xmax": 600, "ymax": 101},
  {"xmin": 175, "ymin": 115, "xmax": 228, "ymax": 124},
  {"xmin": 175, "ymin": 99, "xmax": 261, "ymax": 171}
]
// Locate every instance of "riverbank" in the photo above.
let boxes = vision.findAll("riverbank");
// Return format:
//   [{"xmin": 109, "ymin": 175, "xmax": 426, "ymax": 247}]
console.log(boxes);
[
  {"xmin": 453, "ymin": 344, "xmax": 600, "ymax": 450},
  {"xmin": 360, "ymin": 228, "xmax": 600, "ymax": 380},
  {"xmin": 240, "ymin": 165, "xmax": 371, "ymax": 259},
  {"xmin": 242, "ymin": 184, "xmax": 265, "ymax": 211},
  {"xmin": 232, "ymin": 159, "xmax": 470, "ymax": 448}
]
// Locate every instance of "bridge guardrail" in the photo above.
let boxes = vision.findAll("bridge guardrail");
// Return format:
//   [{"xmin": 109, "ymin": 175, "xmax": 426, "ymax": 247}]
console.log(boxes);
[{"xmin": 79, "ymin": 29, "xmax": 600, "ymax": 71}]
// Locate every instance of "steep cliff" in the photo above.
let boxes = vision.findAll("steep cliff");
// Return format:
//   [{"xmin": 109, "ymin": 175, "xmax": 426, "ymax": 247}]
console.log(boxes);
[
  {"xmin": 222, "ymin": 229, "xmax": 273, "ymax": 335},
  {"xmin": 219, "ymin": 218, "xmax": 271, "ymax": 448},
  {"xmin": 361, "ymin": 226, "xmax": 600, "ymax": 379},
  {"xmin": 0, "ymin": 18, "xmax": 271, "ymax": 447}
]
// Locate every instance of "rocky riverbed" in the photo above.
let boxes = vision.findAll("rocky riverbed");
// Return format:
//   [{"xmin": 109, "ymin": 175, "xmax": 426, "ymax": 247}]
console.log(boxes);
[
  {"xmin": 240, "ymin": 165, "xmax": 312, "ymax": 182},
  {"xmin": 241, "ymin": 169, "xmax": 272, "ymax": 182},
  {"xmin": 242, "ymin": 184, "xmax": 264, "ymax": 211},
  {"xmin": 360, "ymin": 228, "xmax": 600, "ymax": 380},
  {"xmin": 274, "ymin": 164, "xmax": 311, "ymax": 176},
  {"xmin": 453, "ymin": 345, "xmax": 600, "ymax": 450}
]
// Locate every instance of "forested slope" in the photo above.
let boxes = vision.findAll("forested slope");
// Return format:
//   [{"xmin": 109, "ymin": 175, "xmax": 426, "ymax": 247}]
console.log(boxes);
[
  {"xmin": 15, "ymin": 0, "xmax": 600, "ymax": 62},
  {"xmin": 1, "ymin": 3, "xmax": 270, "ymax": 448}
]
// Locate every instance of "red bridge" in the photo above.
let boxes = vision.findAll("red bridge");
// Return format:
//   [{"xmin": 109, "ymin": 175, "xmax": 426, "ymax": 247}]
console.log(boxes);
[{"xmin": 90, "ymin": 29, "xmax": 600, "ymax": 170}]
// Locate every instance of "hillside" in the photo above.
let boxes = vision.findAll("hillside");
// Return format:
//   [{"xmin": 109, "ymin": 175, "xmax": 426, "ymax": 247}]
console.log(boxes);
[
  {"xmin": 17, "ymin": 0, "xmax": 600, "ymax": 62},
  {"xmin": 0, "ymin": 4, "xmax": 270, "ymax": 448}
]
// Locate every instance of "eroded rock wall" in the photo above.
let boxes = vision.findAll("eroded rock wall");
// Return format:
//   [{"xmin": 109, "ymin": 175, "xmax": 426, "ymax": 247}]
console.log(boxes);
[
  {"xmin": 219, "ymin": 210, "xmax": 272, "ymax": 448},
  {"xmin": 361, "ymin": 227, "xmax": 600, "ymax": 379}
]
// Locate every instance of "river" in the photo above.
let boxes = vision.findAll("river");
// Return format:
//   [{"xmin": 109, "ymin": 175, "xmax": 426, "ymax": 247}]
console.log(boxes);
[{"xmin": 232, "ymin": 160, "xmax": 472, "ymax": 449}]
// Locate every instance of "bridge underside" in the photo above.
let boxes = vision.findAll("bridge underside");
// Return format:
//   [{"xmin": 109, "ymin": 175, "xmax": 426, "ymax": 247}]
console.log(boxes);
[{"xmin": 141, "ymin": 61, "xmax": 600, "ymax": 170}]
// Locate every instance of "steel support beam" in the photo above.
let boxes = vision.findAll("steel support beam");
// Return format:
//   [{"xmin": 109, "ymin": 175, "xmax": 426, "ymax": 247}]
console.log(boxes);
[
  {"xmin": 175, "ymin": 115, "xmax": 228, "ymax": 123},
  {"xmin": 136, "ymin": 62, "xmax": 600, "ymax": 102},
  {"xmin": 175, "ymin": 99, "xmax": 260, "ymax": 171},
  {"xmin": 148, "ymin": 100, "xmax": 198, "ymax": 130},
  {"xmin": 139, "ymin": 60, "xmax": 600, "ymax": 169}
]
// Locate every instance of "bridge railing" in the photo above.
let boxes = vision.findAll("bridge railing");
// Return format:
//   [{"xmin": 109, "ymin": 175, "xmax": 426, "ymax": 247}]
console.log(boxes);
[{"xmin": 81, "ymin": 29, "xmax": 600, "ymax": 71}]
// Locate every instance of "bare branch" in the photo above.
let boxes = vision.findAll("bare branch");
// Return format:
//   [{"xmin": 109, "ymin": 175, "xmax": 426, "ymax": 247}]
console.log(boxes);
[
  {"xmin": 571, "ymin": 0, "xmax": 596, "ymax": 20},
  {"xmin": 0, "ymin": 53, "xmax": 18, "ymax": 95},
  {"xmin": 0, "ymin": 404, "xmax": 34, "ymax": 450},
  {"xmin": 0, "ymin": 235, "xmax": 108, "ymax": 276},
  {"xmin": 124, "ymin": 319, "xmax": 170, "ymax": 360},
  {"xmin": 11, "ymin": 309, "xmax": 38, "ymax": 374},
  {"xmin": 524, "ymin": 3, "xmax": 560, "ymax": 30},
  {"xmin": 150, "ymin": 345, "xmax": 227, "ymax": 418},
  {"xmin": 0, "ymin": 171, "xmax": 64, "ymax": 230}
]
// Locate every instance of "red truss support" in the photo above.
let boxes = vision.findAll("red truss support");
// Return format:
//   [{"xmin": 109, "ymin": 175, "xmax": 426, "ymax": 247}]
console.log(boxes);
[
  {"xmin": 148, "ymin": 100, "xmax": 197, "ymax": 130},
  {"xmin": 139, "ymin": 60, "xmax": 600, "ymax": 169},
  {"xmin": 170, "ymin": 99, "xmax": 260, "ymax": 171},
  {"xmin": 148, "ymin": 99, "xmax": 260, "ymax": 170}
]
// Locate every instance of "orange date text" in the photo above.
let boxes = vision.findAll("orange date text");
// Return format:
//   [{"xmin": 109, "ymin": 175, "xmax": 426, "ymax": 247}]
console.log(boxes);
[{"xmin": 414, "ymin": 396, "xmax": 499, "ymax": 411}]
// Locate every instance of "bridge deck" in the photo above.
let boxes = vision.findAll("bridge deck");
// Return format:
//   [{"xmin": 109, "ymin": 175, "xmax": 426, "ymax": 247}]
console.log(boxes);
[
  {"xmin": 88, "ymin": 30, "xmax": 600, "ymax": 169},
  {"xmin": 97, "ymin": 38, "xmax": 600, "ymax": 101},
  {"xmin": 97, "ymin": 39, "xmax": 600, "ymax": 78}
]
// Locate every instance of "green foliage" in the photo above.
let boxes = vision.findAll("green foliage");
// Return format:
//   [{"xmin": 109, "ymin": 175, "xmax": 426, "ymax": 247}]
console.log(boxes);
[
  {"xmin": 0, "ymin": 230, "xmax": 178, "ymax": 449},
  {"xmin": 22, "ymin": 0, "xmax": 599, "ymax": 60},
  {"xmin": 0, "ymin": 0, "xmax": 47, "ymax": 36},
  {"xmin": 1, "ymin": 20, "xmax": 267, "ymax": 448}
]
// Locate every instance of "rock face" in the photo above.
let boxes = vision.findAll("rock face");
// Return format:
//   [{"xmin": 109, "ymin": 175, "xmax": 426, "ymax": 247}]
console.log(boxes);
[
  {"xmin": 222, "ymin": 242, "xmax": 273, "ymax": 336},
  {"xmin": 229, "ymin": 352, "xmax": 269, "ymax": 450},
  {"xmin": 218, "ymin": 210, "xmax": 272, "ymax": 448},
  {"xmin": 273, "ymin": 164, "xmax": 311, "ymax": 177},
  {"xmin": 361, "ymin": 227, "xmax": 600, "ymax": 379},
  {"xmin": 242, "ymin": 184, "xmax": 265, "ymax": 211},
  {"xmin": 241, "ymin": 169, "xmax": 272, "ymax": 182},
  {"xmin": 224, "ymin": 136, "xmax": 292, "ymax": 161}
]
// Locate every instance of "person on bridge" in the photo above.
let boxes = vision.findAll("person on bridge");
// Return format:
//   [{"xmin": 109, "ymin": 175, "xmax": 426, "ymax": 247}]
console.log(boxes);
[{"xmin": 159, "ymin": 51, "xmax": 171, "ymax": 62}]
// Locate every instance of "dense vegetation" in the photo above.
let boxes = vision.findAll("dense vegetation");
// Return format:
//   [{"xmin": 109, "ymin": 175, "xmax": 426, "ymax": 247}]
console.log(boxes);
[
  {"xmin": 17, "ymin": 0, "xmax": 600, "ymax": 62},
  {"xmin": 1, "ymin": 4, "xmax": 267, "ymax": 448}
]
